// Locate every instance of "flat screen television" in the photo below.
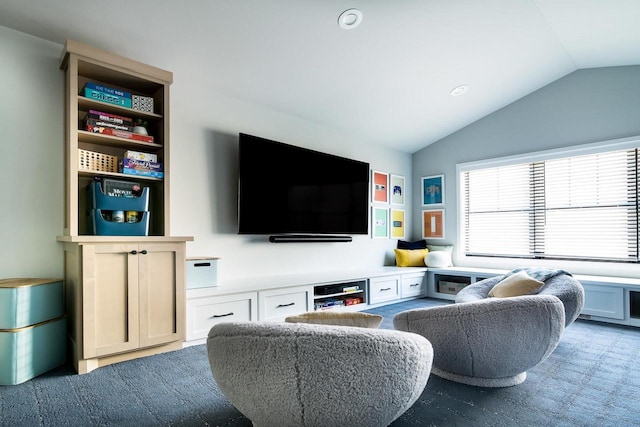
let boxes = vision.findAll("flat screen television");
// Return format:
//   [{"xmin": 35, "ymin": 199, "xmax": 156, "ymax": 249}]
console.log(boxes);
[{"xmin": 238, "ymin": 133, "xmax": 370, "ymax": 236}]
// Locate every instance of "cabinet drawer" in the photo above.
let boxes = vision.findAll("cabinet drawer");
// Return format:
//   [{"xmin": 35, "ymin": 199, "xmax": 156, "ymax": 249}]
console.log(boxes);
[
  {"xmin": 186, "ymin": 292, "xmax": 257, "ymax": 341},
  {"xmin": 369, "ymin": 276, "xmax": 401, "ymax": 304},
  {"xmin": 581, "ymin": 284, "xmax": 624, "ymax": 320},
  {"xmin": 259, "ymin": 286, "xmax": 312, "ymax": 321},
  {"xmin": 401, "ymin": 273, "xmax": 426, "ymax": 298}
]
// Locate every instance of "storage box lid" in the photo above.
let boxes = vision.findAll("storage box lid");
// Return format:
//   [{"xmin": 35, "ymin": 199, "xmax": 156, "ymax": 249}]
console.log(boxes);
[
  {"xmin": 0, "ymin": 278, "xmax": 62, "ymax": 288},
  {"xmin": 0, "ymin": 279, "xmax": 64, "ymax": 329}
]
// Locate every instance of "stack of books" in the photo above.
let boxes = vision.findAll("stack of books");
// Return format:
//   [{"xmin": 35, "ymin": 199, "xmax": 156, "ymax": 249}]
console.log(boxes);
[
  {"xmin": 83, "ymin": 82, "xmax": 132, "ymax": 108},
  {"xmin": 314, "ymin": 299, "xmax": 345, "ymax": 310},
  {"xmin": 82, "ymin": 82, "xmax": 155, "ymax": 143},
  {"xmin": 342, "ymin": 285, "xmax": 361, "ymax": 293},
  {"xmin": 119, "ymin": 150, "xmax": 163, "ymax": 178},
  {"xmin": 85, "ymin": 109, "xmax": 133, "ymax": 131}
]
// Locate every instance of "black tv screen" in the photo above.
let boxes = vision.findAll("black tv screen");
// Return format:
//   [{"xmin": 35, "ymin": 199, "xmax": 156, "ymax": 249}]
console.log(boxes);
[{"xmin": 238, "ymin": 133, "xmax": 370, "ymax": 235}]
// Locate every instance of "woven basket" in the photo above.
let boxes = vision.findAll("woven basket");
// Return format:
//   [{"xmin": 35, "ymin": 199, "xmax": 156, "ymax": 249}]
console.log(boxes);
[{"xmin": 78, "ymin": 149, "xmax": 117, "ymax": 173}]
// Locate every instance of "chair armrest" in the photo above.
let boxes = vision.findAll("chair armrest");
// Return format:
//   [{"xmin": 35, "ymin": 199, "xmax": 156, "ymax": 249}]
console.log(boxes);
[{"xmin": 393, "ymin": 295, "xmax": 565, "ymax": 379}]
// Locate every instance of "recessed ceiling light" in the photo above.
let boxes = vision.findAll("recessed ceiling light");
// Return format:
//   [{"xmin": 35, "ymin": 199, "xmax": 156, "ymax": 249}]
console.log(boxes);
[
  {"xmin": 338, "ymin": 9, "xmax": 363, "ymax": 29},
  {"xmin": 450, "ymin": 85, "xmax": 468, "ymax": 96}
]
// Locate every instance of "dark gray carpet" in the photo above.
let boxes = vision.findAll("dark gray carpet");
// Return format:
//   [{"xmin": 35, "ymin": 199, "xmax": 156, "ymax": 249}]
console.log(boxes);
[{"xmin": 1, "ymin": 298, "xmax": 639, "ymax": 426}]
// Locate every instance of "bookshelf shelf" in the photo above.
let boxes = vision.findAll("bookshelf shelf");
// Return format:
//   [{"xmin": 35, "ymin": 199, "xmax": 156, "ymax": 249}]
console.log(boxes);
[
  {"xmin": 313, "ymin": 280, "xmax": 367, "ymax": 310},
  {"xmin": 77, "ymin": 96, "xmax": 163, "ymax": 120},
  {"xmin": 78, "ymin": 130, "xmax": 163, "ymax": 150},
  {"xmin": 314, "ymin": 290, "xmax": 364, "ymax": 299},
  {"xmin": 77, "ymin": 169, "xmax": 163, "ymax": 182}
]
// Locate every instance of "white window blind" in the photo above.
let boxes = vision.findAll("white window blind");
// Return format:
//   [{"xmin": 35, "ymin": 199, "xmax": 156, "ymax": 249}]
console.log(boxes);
[{"xmin": 461, "ymin": 148, "xmax": 638, "ymax": 262}]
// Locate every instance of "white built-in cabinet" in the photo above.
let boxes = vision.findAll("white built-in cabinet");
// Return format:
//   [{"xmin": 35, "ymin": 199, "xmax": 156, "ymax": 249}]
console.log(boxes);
[
  {"xmin": 186, "ymin": 291, "xmax": 258, "ymax": 342},
  {"xmin": 369, "ymin": 276, "xmax": 401, "ymax": 305},
  {"xmin": 184, "ymin": 266, "xmax": 640, "ymax": 346},
  {"xmin": 184, "ymin": 268, "xmax": 429, "ymax": 345},
  {"xmin": 259, "ymin": 286, "xmax": 315, "ymax": 322}
]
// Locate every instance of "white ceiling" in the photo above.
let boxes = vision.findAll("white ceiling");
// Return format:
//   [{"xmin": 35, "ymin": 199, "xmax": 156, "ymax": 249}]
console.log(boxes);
[{"xmin": 1, "ymin": 0, "xmax": 639, "ymax": 153}]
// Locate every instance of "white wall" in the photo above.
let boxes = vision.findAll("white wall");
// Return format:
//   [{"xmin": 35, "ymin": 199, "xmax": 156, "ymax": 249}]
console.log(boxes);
[
  {"xmin": 0, "ymin": 27, "xmax": 63, "ymax": 278},
  {"xmin": 168, "ymin": 65, "xmax": 414, "ymax": 280},
  {"xmin": 0, "ymin": 26, "xmax": 414, "ymax": 281},
  {"xmin": 413, "ymin": 65, "xmax": 640, "ymax": 278}
]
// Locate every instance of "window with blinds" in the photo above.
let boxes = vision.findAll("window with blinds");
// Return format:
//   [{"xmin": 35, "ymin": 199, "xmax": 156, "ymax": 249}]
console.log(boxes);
[{"xmin": 461, "ymin": 148, "xmax": 638, "ymax": 262}]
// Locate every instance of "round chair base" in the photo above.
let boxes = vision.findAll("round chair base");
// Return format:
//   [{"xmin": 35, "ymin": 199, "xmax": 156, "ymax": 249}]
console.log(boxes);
[
  {"xmin": 207, "ymin": 321, "xmax": 434, "ymax": 427},
  {"xmin": 432, "ymin": 367, "xmax": 527, "ymax": 388}
]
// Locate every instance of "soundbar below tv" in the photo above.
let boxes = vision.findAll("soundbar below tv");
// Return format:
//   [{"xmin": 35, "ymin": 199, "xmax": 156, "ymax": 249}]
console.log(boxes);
[
  {"xmin": 268, "ymin": 235, "xmax": 353, "ymax": 243},
  {"xmin": 238, "ymin": 133, "xmax": 370, "ymax": 237}
]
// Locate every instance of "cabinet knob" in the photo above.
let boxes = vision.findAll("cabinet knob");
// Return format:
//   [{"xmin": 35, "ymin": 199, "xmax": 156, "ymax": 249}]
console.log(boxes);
[
  {"xmin": 140, "ymin": 250, "xmax": 148, "ymax": 255},
  {"xmin": 130, "ymin": 250, "xmax": 138, "ymax": 255}
]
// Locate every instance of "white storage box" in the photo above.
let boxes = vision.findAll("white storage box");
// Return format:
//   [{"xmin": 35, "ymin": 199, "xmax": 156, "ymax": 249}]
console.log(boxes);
[{"xmin": 186, "ymin": 257, "xmax": 219, "ymax": 289}]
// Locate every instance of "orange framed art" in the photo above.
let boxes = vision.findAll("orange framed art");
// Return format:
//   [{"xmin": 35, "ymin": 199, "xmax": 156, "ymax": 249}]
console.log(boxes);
[
  {"xmin": 422, "ymin": 209, "xmax": 444, "ymax": 239},
  {"xmin": 372, "ymin": 170, "xmax": 389, "ymax": 203}
]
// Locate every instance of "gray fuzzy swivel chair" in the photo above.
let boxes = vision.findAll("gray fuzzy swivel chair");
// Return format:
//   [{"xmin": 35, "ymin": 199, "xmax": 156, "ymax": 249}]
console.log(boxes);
[
  {"xmin": 456, "ymin": 272, "xmax": 585, "ymax": 326},
  {"xmin": 394, "ymin": 294, "xmax": 565, "ymax": 387},
  {"xmin": 207, "ymin": 321, "xmax": 433, "ymax": 427}
]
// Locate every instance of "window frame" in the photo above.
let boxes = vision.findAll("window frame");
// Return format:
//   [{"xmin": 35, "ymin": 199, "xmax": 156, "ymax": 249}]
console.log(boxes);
[{"xmin": 456, "ymin": 134, "xmax": 640, "ymax": 264}]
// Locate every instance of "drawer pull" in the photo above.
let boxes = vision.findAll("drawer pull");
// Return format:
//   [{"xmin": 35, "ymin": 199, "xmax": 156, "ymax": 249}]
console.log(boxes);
[
  {"xmin": 211, "ymin": 312, "xmax": 234, "ymax": 318},
  {"xmin": 140, "ymin": 250, "xmax": 148, "ymax": 255},
  {"xmin": 410, "ymin": 283, "xmax": 420, "ymax": 287},
  {"xmin": 194, "ymin": 262, "xmax": 211, "ymax": 267},
  {"xmin": 380, "ymin": 287, "xmax": 391, "ymax": 291},
  {"xmin": 276, "ymin": 302, "xmax": 295, "ymax": 308}
]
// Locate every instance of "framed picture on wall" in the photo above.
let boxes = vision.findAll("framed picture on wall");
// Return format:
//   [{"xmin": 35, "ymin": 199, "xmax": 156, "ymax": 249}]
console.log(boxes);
[
  {"xmin": 372, "ymin": 170, "xmax": 389, "ymax": 203},
  {"xmin": 390, "ymin": 208, "xmax": 405, "ymax": 239},
  {"xmin": 422, "ymin": 209, "xmax": 445, "ymax": 239},
  {"xmin": 372, "ymin": 207, "xmax": 389, "ymax": 238},
  {"xmin": 422, "ymin": 174, "xmax": 444, "ymax": 206},
  {"xmin": 390, "ymin": 174, "xmax": 405, "ymax": 205}
]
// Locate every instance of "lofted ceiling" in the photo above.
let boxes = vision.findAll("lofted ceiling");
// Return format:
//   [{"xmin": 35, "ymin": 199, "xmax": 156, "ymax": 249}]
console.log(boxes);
[{"xmin": 0, "ymin": 0, "xmax": 638, "ymax": 153}]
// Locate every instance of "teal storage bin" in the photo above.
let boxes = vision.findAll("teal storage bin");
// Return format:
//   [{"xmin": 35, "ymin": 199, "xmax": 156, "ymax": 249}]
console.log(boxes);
[
  {"xmin": 90, "ymin": 209, "xmax": 150, "ymax": 236},
  {"xmin": 88, "ymin": 181, "xmax": 149, "ymax": 211},
  {"xmin": 0, "ymin": 317, "xmax": 67, "ymax": 385},
  {"xmin": 0, "ymin": 278, "xmax": 66, "ymax": 385},
  {"xmin": 0, "ymin": 279, "xmax": 64, "ymax": 329}
]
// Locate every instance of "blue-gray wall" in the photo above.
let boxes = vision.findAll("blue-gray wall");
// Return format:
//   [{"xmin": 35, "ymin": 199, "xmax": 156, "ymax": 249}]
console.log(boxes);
[{"xmin": 413, "ymin": 65, "xmax": 640, "ymax": 276}]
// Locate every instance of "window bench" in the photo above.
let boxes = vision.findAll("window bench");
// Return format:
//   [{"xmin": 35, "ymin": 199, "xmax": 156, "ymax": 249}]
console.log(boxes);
[{"xmin": 426, "ymin": 267, "xmax": 640, "ymax": 328}]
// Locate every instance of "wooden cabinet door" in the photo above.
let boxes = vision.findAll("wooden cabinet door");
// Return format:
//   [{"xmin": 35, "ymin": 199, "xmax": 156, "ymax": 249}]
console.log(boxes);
[
  {"xmin": 82, "ymin": 243, "xmax": 140, "ymax": 358},
  {"xmin": 138, "ymin": 242, "xmax": 186, "ymax": 347}
]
